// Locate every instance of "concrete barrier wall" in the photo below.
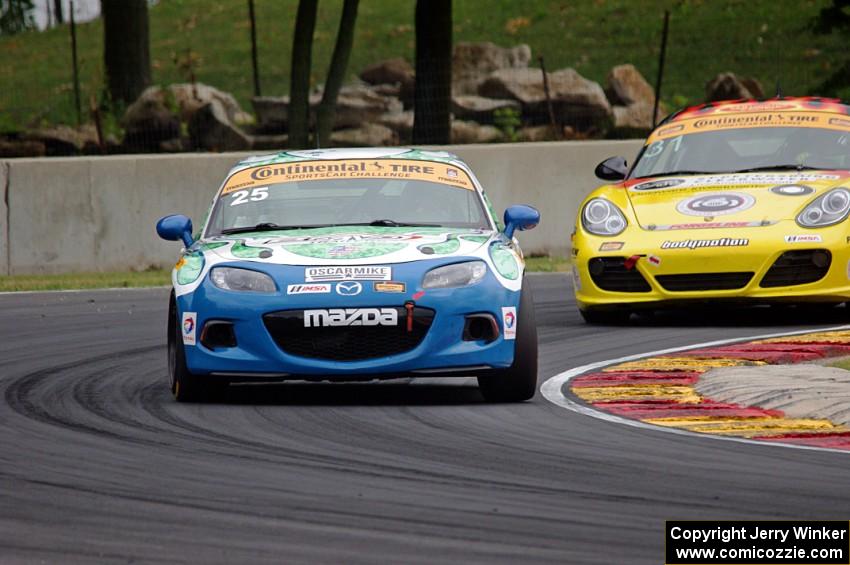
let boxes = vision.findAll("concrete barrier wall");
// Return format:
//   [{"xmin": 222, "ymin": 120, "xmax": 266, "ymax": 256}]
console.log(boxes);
[{"xmin": 0, "ymin": 139, "xmax": 643, "ymax": 275}]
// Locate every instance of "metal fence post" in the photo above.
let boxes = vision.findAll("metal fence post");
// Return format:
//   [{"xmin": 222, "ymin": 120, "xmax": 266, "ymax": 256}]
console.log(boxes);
[
  {"xmin": 653, "ymin": 10, "xmax": 670, "ymax": 127},
  {"xmin": 248, "ymin": 0, "xmax": 261, "ymax": 97},
  {"xmin": 69, "ymin": 0, "xmax": 82, "ymax": 126}
]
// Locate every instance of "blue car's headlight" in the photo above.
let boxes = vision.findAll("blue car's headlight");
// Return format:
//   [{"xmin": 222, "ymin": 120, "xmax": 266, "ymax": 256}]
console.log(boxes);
[
  {"xmin": 210, "ymin": 266, "xmax": 276, "ymax": 292},
  {"xmin": 797, "ymin": 188, "xmax": 850, "ymax": 228},
  {"xmin": 422, "ymin": 261, "xmax": 487, "ymax": 289}
]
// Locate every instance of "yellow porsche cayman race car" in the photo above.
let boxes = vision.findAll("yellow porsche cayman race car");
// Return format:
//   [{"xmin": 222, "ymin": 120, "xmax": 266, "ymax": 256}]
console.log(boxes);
[{"xmin": 573, "ymin": 97, "xmax": 850, "ymax": 323}]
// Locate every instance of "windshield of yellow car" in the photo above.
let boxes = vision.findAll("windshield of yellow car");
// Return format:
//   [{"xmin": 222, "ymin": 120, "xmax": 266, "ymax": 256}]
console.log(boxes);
[
  {"xmin": 205, "ymin": 160, "xmax": 491, "ymax": 236},
  {"xmin": 632, "ymin": 124, "xmax": 850, "ymax": 179}
]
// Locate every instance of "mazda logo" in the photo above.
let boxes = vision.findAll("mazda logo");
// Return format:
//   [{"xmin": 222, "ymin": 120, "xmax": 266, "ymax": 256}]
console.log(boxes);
[{"xmin": 336, "ymin": 281, "xmax": 362, "ymax": 296}]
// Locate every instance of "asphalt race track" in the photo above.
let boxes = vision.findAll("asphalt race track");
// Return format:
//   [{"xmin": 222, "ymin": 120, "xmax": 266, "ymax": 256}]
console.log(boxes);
[{"xmin": 2, "ymin": 273, "xmax": 849, "ymax": 564}]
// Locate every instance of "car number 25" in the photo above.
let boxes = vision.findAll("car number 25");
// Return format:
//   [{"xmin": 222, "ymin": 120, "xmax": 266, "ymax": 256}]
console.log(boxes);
[{"xmin": 230, "ymin": 187, "xmax": 269, "ymax": 206}]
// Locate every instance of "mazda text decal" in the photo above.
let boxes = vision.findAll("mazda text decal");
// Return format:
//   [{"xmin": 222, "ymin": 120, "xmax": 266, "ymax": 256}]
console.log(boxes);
[
  {"xmin": 661, "ymin": 238, "xmax": 749, "ymax": 250},
  {"xmin": 304, "ymin": 308, "xmax": 398, "ymax": 327},
  {"xmin": 305, "ymin": 266, "xmax": 391, "ymax": 282}
]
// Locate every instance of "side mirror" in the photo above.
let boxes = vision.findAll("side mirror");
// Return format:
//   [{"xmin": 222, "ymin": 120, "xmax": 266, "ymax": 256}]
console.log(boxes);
[
  {"xmin": 594, "ymin": 156, "xmax": 628, "ymax": 181},
  {"xmin": 156, "ymin": 214, "xmax": 194, "ymax": 248},
  {"xmin": 503, "ymin": 205, "xmax": 540, "ymax": 239}
]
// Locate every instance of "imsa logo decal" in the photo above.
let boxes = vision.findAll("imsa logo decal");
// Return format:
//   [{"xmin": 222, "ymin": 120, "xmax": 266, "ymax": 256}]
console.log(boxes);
[{"xmin": 304, "ymin": 308, "xmax": 398, "ymax": 327}]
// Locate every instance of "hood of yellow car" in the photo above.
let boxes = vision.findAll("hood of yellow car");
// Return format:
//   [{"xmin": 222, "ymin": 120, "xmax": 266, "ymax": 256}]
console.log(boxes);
[{"xmin": 623, "ymin": 171, "xmax": 850, "ymax": 230}]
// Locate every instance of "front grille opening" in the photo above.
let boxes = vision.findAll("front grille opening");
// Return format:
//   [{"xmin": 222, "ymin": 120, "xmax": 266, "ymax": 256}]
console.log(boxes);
[
  {"xmin": 200, "ymin": 321, "xmax": 237, "ymax": 349},
  {"xmin": 656, "ymin": 272, "xmax": 754, "ymax": 291},
  {"xmin": 760, "ymin": 249, "xmax": 831, "ymax": 288},
  {"xmin": 263, "ymin": 307, "xmax": 435, "ymax": 361},
  {"xmin": 588, "ymin": 257, "xmax": 651, "ymax": 292}
]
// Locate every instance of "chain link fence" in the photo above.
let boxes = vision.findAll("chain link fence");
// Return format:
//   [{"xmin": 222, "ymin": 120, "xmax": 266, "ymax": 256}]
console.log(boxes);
[{"xmin": 1, "ymin": 0, "xmax": 848, "ymax": 157}]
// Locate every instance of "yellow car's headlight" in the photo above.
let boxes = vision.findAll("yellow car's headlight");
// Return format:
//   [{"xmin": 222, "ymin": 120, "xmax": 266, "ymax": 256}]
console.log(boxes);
[
  {"xmin": 581, "ymin": 198, "xmax": 628, "ymax": 236},
  {"xmin": 797, "ymin": 188, "xmax": 850, "ymax": 228}
]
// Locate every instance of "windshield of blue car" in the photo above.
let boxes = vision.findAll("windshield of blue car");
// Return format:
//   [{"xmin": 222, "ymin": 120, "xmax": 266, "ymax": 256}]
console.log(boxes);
[
  {"xmin": 205, "ymin": 177, "xmax": 491, "ymax": 236},
  {"xmin": 631, "ymin": 126, "xmax": 850, "ymax": 179}
]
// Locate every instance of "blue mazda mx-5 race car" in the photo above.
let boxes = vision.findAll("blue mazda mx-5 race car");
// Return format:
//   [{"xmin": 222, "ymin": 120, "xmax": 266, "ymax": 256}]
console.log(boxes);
[{"xmin": 156, "ymin": 147, "xmax": 540, "ymax": 402}]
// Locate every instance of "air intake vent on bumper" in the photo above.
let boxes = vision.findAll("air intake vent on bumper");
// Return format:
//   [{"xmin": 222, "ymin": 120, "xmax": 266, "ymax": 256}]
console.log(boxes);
[
  {"xmin": 588, "ymin": 257, "xmax": 651, "ymax": 292},
  {"xmin": 760, "ymin": 250, "xmax": 831, "ymax": 288},
  {"xmin": 655, "ymin": 272, "xmax": 754, "ymax": 291}
]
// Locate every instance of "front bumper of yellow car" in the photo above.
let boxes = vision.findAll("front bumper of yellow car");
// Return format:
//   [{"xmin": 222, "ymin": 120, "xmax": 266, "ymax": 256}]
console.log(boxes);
[{"xmin": 573, "ymin": 220, "xmax": 850, "ymax": 311}]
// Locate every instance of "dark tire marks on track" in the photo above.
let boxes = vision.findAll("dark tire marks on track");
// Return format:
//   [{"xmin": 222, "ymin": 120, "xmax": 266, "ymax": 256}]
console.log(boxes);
[{"xmin": 1, "ymin": 277, "xmax": 850, "ymax": 564}]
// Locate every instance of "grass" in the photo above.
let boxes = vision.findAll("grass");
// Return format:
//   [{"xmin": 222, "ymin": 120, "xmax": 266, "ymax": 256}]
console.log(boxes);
[
  {"xmin": 0, "ymin": 257, "xmax": 568, "ymax": 291},
  {"xmin": 524, "ymin": 255, "xmax": 571, "ymax": 273},
  {"xmin": 2, "ymin": 0, "xmax": 848, "ymax": 131},
  {"xmin": 0, "ymin": 269, "xmax": 171, "ymax": 292},
  {"xmin": 830, "ymin": 358, "xmax": 850, "ymax": 371}
]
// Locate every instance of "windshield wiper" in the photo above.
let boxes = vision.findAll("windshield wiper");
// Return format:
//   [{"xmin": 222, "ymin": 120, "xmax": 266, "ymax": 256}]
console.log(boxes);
[
  {"xmin": 634, "ymin": 170, "xmax": 712, "ymax": 179},
  {"xmin": 730, "ymin": 164, "xmax": 822, "ymax": 174},
  {"xmin": 366, "ymin": 219, "xmax": 441, "ymax": 227},
  {"xmin": 325, "ymin": 220, "xmax": 442, "ymax": 227},
  {"xmin": 220, "ymin": 222, "xmax": 330, "ymax": 235},
  {"xmin": 219, "ymin": 219, "xmax": 442, "ymax": 236}
]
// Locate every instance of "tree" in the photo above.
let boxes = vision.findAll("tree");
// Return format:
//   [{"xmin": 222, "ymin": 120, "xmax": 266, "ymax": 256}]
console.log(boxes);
[
  {"xmin": 289, "ymin": 0, "xmax": 318, "ymax": 149},
  {"xmin": 53, "ymin": 0, "xmax": 62, "ymax": 24},
  {"xmin": 315, "ymin": 0, "xmax": 359, "ymax": 147},
  {"xmin": 0, "ymin": 0, "xmax": 35, "ymax": 35},
  {"xmin": 412, "ymin": 0, "xmax": 452, "ymax": 145},
  {"xmin": 102, "ymin": 0, "xmax": 151, "ymax": 106}
]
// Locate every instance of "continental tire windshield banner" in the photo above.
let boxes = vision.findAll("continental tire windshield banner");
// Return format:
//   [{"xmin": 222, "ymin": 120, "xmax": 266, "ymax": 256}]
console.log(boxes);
[
  {"xmin": 221, "ymin": 159, "xmax": 475, "ymax": 195},
  {"xmin": 649, "ymin": 111, "xmax": 850, "ymax": 142},
  {"xmin": 665, "ymin": 521, "xmax": 850, "ymax": 564}
]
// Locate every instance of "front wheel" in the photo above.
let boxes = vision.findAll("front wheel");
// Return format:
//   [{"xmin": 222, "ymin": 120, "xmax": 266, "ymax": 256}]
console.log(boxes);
[
  {"xmin": 168, "ymin": 295, "xmax": 227, "ymax": 402},
  {"xmin": 478, "ymin": 283, "xmax": 538, "ymax": 402}
]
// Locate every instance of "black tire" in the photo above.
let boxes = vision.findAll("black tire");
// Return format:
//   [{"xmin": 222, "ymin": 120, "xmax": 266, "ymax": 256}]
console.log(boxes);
[
  {"xmin": 579, "ymin": 307, "xmax": 631, "ymax": 325},
  {"xmin": 167, "ymin": 294, "xmax": 227, "ymax": 403},
  {"xmin": 478, "ymin": 283, "xmax": 538, "ymax": 402}
]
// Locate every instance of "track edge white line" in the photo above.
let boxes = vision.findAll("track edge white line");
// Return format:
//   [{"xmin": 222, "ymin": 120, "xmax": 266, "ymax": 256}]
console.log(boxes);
[{"xmin": 540, "ymin": 324, "xmax": 850, "ymax": 456}]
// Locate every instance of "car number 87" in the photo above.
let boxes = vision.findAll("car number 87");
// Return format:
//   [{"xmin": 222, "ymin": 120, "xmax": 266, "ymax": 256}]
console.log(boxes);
[{"xmin": 230, "ymin": 187, "xmax": 269, "ymax": 206}]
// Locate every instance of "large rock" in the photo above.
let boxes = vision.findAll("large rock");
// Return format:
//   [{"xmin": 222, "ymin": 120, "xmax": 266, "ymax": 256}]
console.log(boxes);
[
  {"xmin": 123, "ymin": 83, "xmax": 252, "ymax": 151},
  {"xmin": 251, "ymin": 94, "xmax": 321, "ymax": 133},
  {"xmin": 705, "ymin": 72, "xmax": 764, "ymax": 102},
  {"xmin": 0, "ymin": 138, "xmax": 46, "ymax": 158},
  {"xmin": 189, "ymin": 102, "xmax": 251, "ymax": 151},
  {"xmin": 741, "ymin": 76, "xmax": 765, "ymax": 99},
  {"xmin": 248, "ymin": 134, "xmax": 289, "ymax": 151},
  {"xmin": 478, "ymin": 67, "xmax": 611, "ymax": 131},
  {"xmin": 451, "ymin": 120, "xmax": 503, "ymax": 144},
  {"xmin": 377, "ymin": 111, "xmax": 415, "ymax": 142},
  {"xmin": 453, "ymin": 42, "xmax": 532, "ymax": 95},
  {"xmin": 333, "ymin": 84, "xmax": 403, "ymax": 129},
  {"xmin": 251, "ymin": 85, "xmax": 401, "ymax": 133},
  {"xmin": 517, "ymin": 125, "xmax": 560, "ymax": 142},
  {"xmin": 360, "ymin": 57, "xmax": 415, "ymax": 89},
  {"xmin": 606, "ymin": 64, "xmax": 655, "ymax": 106},
  {"xmin": 451, "ymin": 95, "xmax": 520, "ymax": 124},
  {"xmin": 612, "ymin": 103, "xmax": 656, "ymax": 132},
  {"xmin": 251, "ymin": 96, "xmax": 288, "ymax": 132},
  {"xmin": 331, "ymin": 123, "xmax": 398, "ymax": 147},
  {"xmin": 23, "ymin": 124, "xmax": 100, "ymax": 156},
  {"xmin": 122, "ymin": 88, "xmax": 182, "ymax": 151},
  {"xmin": 169, "ymin": 83, "xmax": 253, "ymax": 125}
]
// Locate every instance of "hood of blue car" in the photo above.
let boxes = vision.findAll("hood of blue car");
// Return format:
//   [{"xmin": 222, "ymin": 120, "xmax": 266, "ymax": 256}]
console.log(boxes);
[{"xmin": 197, "ymin": 226, "xmax": 497, "ymax": 266}]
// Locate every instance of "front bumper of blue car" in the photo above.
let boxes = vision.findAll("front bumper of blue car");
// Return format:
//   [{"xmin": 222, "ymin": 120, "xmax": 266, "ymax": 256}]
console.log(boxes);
[{"xmin": 176, "ymin": 260, "xmax": 520, "ymax": 379}]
